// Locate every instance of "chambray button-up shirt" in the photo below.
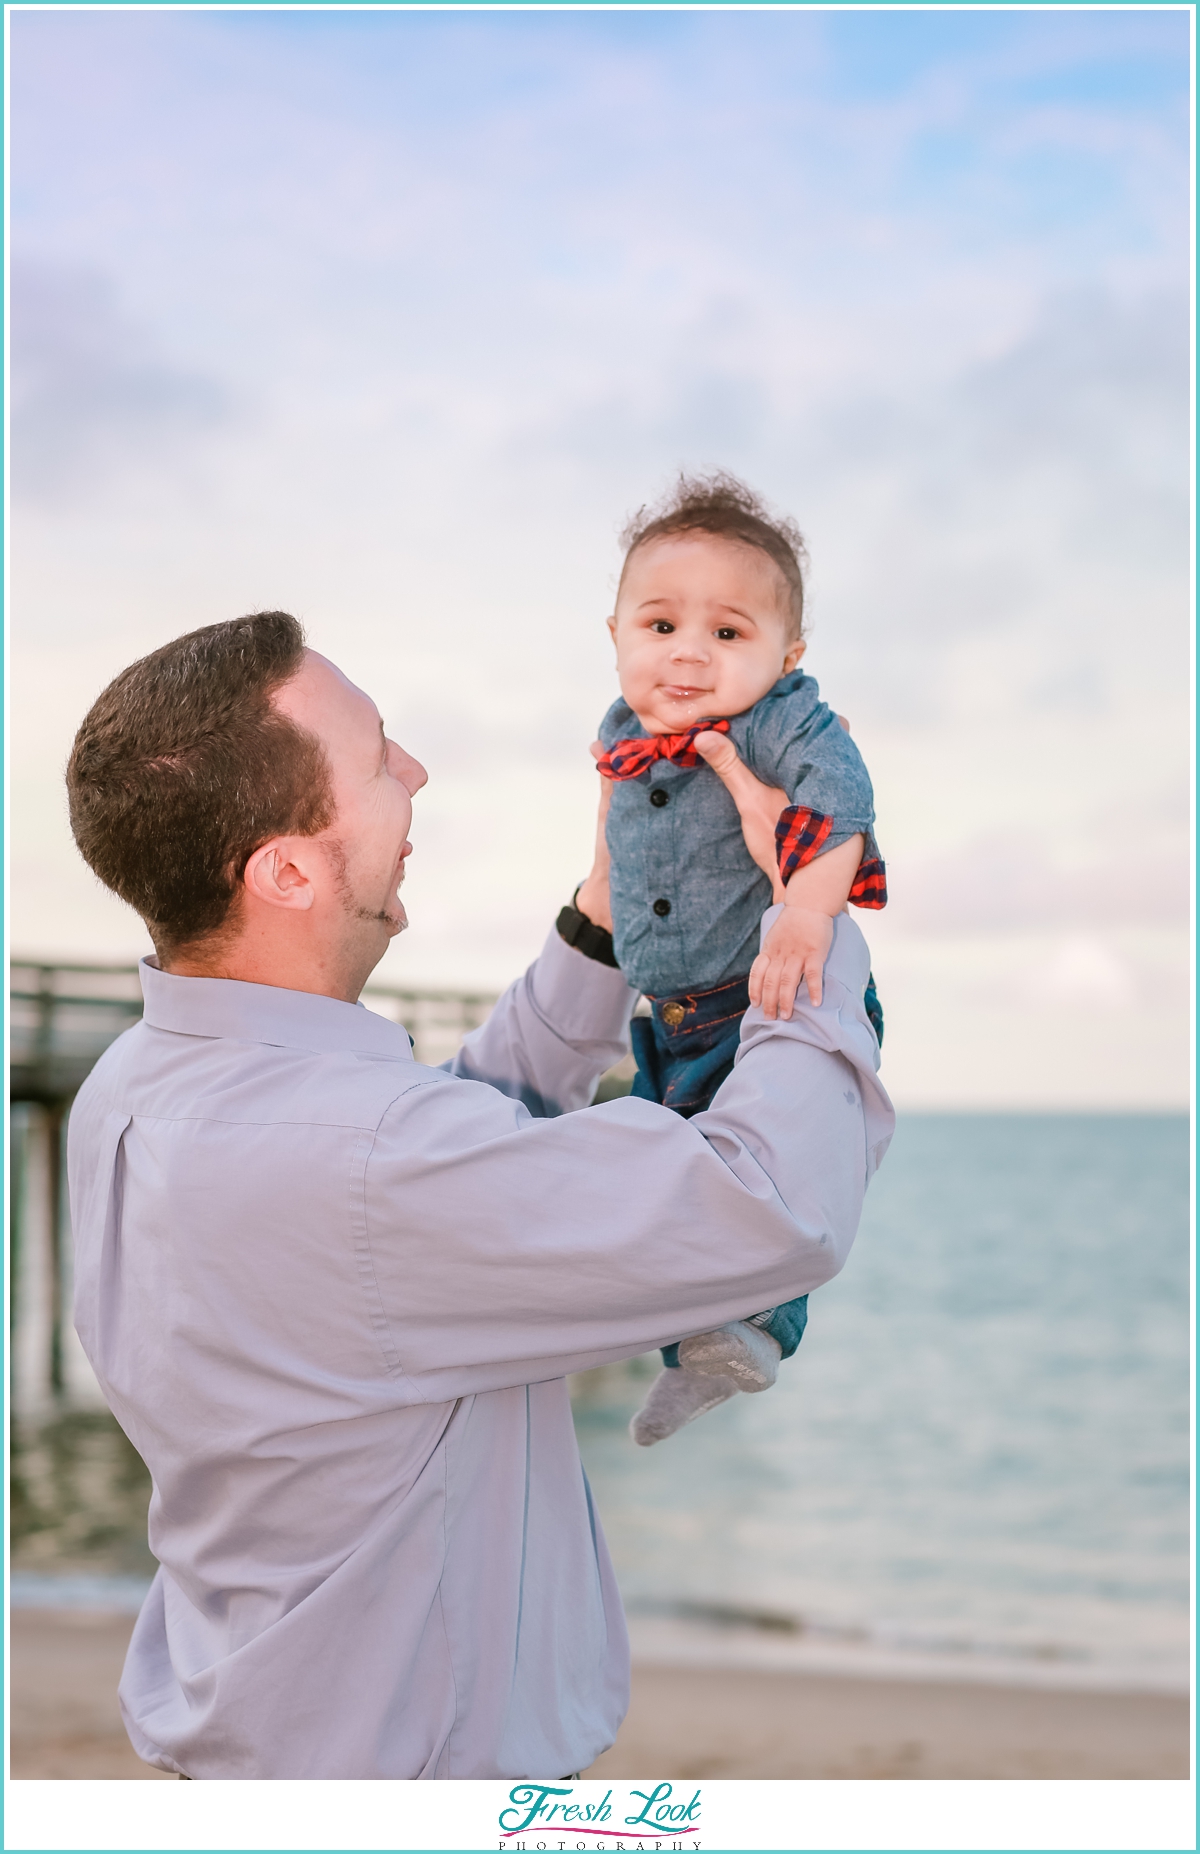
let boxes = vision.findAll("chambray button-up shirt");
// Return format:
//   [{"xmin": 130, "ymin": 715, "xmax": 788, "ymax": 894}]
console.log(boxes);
[
  {"xmin": 600, "ymin": 669, "xmax": 879, "ymax": 996},
  {"xmin": 67, "ymin": 914, "xmax": 892, "ymax": 1780}
]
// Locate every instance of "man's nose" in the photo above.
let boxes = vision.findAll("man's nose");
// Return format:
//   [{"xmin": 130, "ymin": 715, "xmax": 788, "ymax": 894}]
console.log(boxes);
[{"xmin": 391, "ymin": 743, "xmax": 428, "ymax": 795}]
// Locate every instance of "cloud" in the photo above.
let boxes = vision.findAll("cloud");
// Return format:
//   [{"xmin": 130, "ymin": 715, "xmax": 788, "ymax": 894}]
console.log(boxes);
[
  {"xmin": 10, "ymin": 259, "xmax": 235, "ymax": 502},
  {"xmin": 890, "ymin": 826, "xmax": 1190, "ymax": 936},
  {"xmin": 6, "ymin": 11, "xmax": 1191, "ymax": 1106},
  {"xmin": 502, "ymin": 283, "xmax": 1188, "ymax": 700},
  {"xmin": 766, "ymin": 285, "xmax": 1191, "ymax": 737},
  {"xmin": 1031, "ymin": 935, "xmax": 1137, "ymax": 1007}
]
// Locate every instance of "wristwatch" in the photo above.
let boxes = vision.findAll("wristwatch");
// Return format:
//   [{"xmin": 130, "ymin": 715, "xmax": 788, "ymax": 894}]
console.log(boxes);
[{"xmin": 556, "ymin": 897, "xmax": 619, "ymax": 967}]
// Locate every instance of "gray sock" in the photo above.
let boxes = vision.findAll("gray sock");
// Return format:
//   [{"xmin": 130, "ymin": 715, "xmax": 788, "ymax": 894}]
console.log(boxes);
[
  {"xmin": 629, "ymin": 1366, "xmax": 738, "ymax": 1446},
  {"xmin": 677, "ymin": 1320, "xmax": 782, "ymax": 1392}
]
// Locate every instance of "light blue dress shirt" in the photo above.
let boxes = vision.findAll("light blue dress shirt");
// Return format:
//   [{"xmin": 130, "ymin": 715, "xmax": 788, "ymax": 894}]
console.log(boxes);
[{"xmin": 67, "ymin": 913, "xmax": 893, "ymax": 1779}]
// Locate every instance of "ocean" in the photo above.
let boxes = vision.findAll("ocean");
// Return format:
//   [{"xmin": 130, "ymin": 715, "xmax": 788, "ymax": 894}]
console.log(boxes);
[
  {"xmin": 571, "ymin": 1113, "xmax": 1192, "ymax": 1693},
  {"xmin": 12, "ymin": 1114, "xmax": 1191, "ymax": 1695}
]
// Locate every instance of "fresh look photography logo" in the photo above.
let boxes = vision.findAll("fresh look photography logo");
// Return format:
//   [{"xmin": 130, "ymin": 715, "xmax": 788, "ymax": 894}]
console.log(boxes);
[{"xmin": 498, "ymin": 1781, "xmax": 702, "ymax": 1848}]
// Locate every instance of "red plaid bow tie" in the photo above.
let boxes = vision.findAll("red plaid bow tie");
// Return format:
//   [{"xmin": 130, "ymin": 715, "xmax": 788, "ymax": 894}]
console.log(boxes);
[{"xmin": 595, "ymin": 717, "xmax": 732, "ymax": 781}]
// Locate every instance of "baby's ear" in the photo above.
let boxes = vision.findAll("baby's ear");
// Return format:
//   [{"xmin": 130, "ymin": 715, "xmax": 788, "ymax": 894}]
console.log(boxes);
[
  {"xmin": 605, "ymin": 613, "xmax": 617, "ymax": 643},
  {"xmin": 783, "ymin": 638, "xmax": 807, "ymax": 673}
]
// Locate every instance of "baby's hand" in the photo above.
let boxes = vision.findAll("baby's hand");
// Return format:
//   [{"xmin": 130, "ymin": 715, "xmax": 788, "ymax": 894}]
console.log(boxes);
[{"xmin": 749, "ymin": 907, "xmax": 834, "ymax": 1020}]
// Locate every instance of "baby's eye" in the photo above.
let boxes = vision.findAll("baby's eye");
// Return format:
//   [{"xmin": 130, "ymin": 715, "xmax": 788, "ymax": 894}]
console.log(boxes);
[
  {"xmin": 650, "ymin": 621, "xmax": 675, "ymax": 634},
  {"xmin": 715, "ymin": 627, "xmax": 740, "ymax": 641}
]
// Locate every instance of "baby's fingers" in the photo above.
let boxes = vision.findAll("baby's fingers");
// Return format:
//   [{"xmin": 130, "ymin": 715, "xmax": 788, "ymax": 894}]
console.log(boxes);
[
  {"xmin": 756, "ymin": 950, "xmax": 789, "ymax": 1021},
  {"xmin": 748, "ymin": 949, "xmax": 769, "ymax": 1012},
  {"xmin": 776, "ymin": 954, "xmax": 808, "ymax": 1021},
  {"xmin": 761, "ymin": 952, "xmax": 802, "ymax": 1022},
  {"xmin": 805, "ymin": 960, "xmax": 824, "ymax": 1007}
]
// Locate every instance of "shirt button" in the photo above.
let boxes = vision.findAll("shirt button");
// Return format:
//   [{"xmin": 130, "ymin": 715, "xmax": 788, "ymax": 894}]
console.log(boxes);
[
  {"xmin": 649, "ymin": 787, "xmax": 669, "ymax": 807},
  {"xmin": 653, "ymin": 898, "xmax": 671, "ymax": 917}
]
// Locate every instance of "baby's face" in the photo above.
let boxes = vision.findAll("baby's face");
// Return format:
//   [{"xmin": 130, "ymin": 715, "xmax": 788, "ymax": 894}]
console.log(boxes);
[{"xmin": 609, "ymin": 533, "xmax": 804, "ymax": 735}]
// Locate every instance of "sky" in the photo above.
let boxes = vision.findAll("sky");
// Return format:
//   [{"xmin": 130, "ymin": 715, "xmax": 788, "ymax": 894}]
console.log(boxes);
[{"xmin": 8, "ymin": 5, "xmax": 1192, "ymax": 1108}]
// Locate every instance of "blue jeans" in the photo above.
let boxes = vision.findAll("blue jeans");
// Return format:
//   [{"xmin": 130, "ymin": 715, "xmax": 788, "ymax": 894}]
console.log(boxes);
[{"xmin": 631, "ymin": 969, "xmax": 884, "ymax": 1369}]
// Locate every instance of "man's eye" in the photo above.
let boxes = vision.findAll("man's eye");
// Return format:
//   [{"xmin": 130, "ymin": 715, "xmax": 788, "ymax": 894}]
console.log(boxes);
[
  {"xmin": 715, "ymin": 627, "xmax": 740, "ymax": 641},
  {"xmin": 650, "ymin": 621, "xmax": 674, "ymax": 634}
]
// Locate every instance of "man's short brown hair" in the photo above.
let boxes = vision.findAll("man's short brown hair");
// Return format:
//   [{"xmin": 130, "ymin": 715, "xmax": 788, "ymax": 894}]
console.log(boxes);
[
  {"xmin": 618, "ymin": 471, "xmax": 808, "ymax": 640},
  {"xmin": 66, "ymin": 610, "xmax": 333, "ymax": 957}
]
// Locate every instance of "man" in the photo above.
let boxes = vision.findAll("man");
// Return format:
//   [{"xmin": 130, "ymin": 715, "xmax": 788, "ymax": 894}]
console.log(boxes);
[{"xmin": 65, "ymin": 610, "xmax": 893, "ymax": 1779}]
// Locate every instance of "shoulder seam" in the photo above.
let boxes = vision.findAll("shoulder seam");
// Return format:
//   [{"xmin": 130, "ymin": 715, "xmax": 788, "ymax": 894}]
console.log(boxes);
[{"xmin": 109, "ymin": 1071, "xmax": 442, "ymax": 1136}]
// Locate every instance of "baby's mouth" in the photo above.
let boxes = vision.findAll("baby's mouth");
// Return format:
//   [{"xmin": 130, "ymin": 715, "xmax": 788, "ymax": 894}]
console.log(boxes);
[{"xmin": 660, "ymin": 684, "xmax": 711, "ymax": 700}]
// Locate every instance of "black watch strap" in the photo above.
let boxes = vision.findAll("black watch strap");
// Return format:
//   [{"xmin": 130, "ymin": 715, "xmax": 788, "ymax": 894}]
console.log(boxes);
[{"xmin": 556, "ymin": 903, "xmax": 619, "ymax": 968}]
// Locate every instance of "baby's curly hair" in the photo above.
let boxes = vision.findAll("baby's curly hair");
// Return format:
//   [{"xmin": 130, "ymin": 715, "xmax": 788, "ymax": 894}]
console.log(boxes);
[{"xmin": 619, "ymin": 471, "xmax": 808, "ymax": 640}]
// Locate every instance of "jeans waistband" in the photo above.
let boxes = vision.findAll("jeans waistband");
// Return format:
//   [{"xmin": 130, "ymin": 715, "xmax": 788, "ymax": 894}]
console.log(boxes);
[{"xmin": 643, "ymin": 973, "xmax": 751, "ymax": 1040}]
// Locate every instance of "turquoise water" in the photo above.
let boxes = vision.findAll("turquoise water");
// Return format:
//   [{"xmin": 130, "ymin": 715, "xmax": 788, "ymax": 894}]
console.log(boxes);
[
  {"xmin": 12, "ymin": 1114, "xmax": 1190, "ymax": 1689},
  {"xmin": 572, "ymin": 1114, "xmax": 1192, "ymax": 1689}
]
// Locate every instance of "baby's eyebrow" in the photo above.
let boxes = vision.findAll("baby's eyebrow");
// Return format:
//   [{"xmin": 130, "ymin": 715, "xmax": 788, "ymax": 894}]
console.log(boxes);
[{"xmin": 633, "ymin": 595, "xmax": 759, "ymax": 623}]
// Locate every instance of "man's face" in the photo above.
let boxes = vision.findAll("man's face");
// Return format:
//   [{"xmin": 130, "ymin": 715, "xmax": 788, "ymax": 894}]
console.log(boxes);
[
  {"xmin": 609, "ymin": 533, "xmax": 803, "ymax": 735},
  {"xmin": 273, "ymin": 651, "xmax": 427, "ymax": 961}
]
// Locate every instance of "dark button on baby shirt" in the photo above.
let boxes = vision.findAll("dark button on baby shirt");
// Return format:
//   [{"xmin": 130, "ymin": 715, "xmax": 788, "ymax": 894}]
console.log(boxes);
[
  {"xmin": 653, "ymin": 898, "xmax": 672, "ymax": 917},
  {"xmin": 649, "ymin": 787, "xmax": 669, "ymax": 807}
]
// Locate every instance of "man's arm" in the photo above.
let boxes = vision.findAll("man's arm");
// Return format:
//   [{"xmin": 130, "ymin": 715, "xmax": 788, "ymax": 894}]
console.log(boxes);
[
  {"xmin": 365, "ymin": 910, "xmax": 893, "ymax": 1401},
  {"xmin": 442, "ymin": 925, "xmax": 637, "ymax": 1117},
  {"xmin": 440, "ymin": 757, "xmax": 631, "ymax": 1116}
]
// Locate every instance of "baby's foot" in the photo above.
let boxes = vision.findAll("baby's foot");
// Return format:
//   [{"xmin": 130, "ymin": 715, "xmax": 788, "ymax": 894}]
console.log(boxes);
[
  {"xmin": 677, "ymin": 1321, "xmax": 782, "ymax": 1392},
  {"xmin": 629, "ymin": 1367, "xmax": 737, "ymax": 1447}
]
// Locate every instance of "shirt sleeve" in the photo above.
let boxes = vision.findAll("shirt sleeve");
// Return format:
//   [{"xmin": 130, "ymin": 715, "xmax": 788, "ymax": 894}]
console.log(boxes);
[
  {"xmin": 745, "ymin": 683, "xmax": 876, "ymax": 852},
  {"xmin": 363, "ymin": 911, "xmax": 894, "ymax": 1401},
  {"xmin": 440, "ymin": 926, "xmax": 638, "ymax": 1118}
]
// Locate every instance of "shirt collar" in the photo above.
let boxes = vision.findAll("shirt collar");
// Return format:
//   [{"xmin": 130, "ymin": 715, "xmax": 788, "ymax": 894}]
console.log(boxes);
[{"xmin": 138, "ymin": 959, "xmax": 414, "ymax": 1061}]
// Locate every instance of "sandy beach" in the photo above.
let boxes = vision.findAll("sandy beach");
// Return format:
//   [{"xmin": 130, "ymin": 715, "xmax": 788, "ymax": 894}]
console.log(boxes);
[{"xmin": 9, "ymin": 1608, "xmax": 1189, "ymax": 1781}]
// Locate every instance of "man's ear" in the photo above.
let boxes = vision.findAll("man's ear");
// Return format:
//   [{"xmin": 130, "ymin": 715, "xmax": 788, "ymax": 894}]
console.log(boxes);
[
  {"xmin": 783, "ymin": 638, "xmax": 807, "ymax": 675},
  {"xmin": 242, "ymin": 839, "xmax": 317, "ymax": 912}
]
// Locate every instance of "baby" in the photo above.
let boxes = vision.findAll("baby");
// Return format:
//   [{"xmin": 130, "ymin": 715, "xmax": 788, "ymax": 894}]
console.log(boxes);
[{"xmin": 594, "ymin": 473, "xmax": 886, "ymax": 1445}]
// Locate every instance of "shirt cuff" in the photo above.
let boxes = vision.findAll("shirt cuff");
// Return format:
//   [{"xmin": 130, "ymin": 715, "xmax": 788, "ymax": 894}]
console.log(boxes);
[{"xmin": 534, "ymin": 918, "xmax": 639, "ymax": 1044}]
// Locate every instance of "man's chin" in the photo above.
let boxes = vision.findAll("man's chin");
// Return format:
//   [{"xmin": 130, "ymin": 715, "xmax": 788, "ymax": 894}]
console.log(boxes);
[{"xmin": 351, "ymin": 899, "xmax": 407, "ymax": 935}]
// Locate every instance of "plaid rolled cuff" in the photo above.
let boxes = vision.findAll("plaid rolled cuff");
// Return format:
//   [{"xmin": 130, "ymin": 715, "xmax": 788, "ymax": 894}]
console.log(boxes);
[
  {"xmin": 775, "ymin": 806, "xmax": 888, "ymax": 909},
  {"xmin": 774, "ymin": 805, "xmax": 833, "ymax": 880},
  {"xmin": 849, "ymin": 857, "xmax": 888, "ymax": 909}
]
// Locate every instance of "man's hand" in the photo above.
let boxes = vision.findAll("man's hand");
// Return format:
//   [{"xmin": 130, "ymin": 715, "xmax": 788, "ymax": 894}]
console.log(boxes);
[
  {"xmin": 695, "ymin": 729, "xmax": 859, "ymax": 1018},
  {"xmin": 573, "ymin": 742, "xmax": 614, "ymax": 931},
  {"xmin": 693, "ymin": 731, "xmax": 788, "ymax": 904},
  {"xmin": 750, "ymin": 906, "xmax": 833, "ymax": 1021}
]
